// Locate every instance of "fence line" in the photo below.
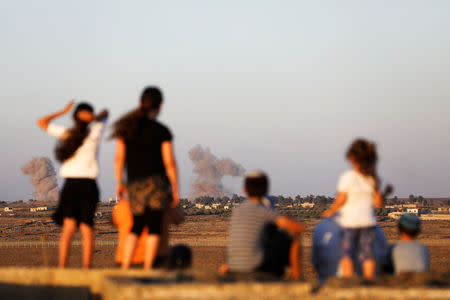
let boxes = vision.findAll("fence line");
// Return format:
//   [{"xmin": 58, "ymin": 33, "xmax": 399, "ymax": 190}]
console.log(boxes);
[{"xmin": 0, "ymin": 240, "xmax": 118, "ymax": 249}]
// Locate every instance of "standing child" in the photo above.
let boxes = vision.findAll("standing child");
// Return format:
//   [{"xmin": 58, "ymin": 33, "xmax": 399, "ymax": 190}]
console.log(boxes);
[
  {"xmin": 37, "ymin": 101, "xmax": 108, "ymax": 269},
  {"xmin": 322, "ymin": 139, "xmax": 383, "ymax": 281}
]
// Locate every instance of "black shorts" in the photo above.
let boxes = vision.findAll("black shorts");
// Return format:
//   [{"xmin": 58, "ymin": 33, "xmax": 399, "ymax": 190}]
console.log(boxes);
[
  {"xmin": 53, "ymin": 178, "xmax": 99, "ymax": 227},
  {"xmin": 131, "ymin": 207, "xmax": 163, "ymax": 236}
]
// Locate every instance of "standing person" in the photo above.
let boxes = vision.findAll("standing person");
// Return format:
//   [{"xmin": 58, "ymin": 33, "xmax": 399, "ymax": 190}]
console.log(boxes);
[
  {"xmin": 111, "ymin": 86, "xmax": 179, "ymax": 270},
  {"xmin": 322, "ymin": 139, "xmax": 383, "ymax": 281},
  {"xmin": 37, "ymin": 101, "xmax": 108, "ymax": 269}
]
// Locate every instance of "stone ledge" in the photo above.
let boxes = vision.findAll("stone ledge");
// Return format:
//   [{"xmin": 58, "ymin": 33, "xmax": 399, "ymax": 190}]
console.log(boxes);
[{"xmin": 0, "ymin": 268, "xmax": 448, "ymax": 300}]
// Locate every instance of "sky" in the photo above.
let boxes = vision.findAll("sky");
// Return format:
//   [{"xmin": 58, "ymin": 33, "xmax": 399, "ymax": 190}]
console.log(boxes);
[{"xmin": 1, "ymin": 0, "xmax": 449, "ymax": 201}]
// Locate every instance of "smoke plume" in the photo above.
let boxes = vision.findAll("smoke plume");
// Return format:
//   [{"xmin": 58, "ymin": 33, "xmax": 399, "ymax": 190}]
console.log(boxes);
[
  {"xmin": 22, "ymin": 157, "xmax": 59, "ymax": 202},
  {"xmin": 189, "ymin": 145, "xmax": 246, "ymax": 198}
]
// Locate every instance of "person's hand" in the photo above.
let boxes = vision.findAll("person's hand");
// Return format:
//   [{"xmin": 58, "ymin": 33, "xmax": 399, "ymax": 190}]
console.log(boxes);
[
  {"xmin": 170, "ymin": 192, "xmax": 180, "ymax": 208},
  {"xmin": 116, "ymin": 183, "xmax": 128, "ymax": 199},
  {"xmin": 218, "ymin": 264, "xmax": 229, "ymax": 275},
  {"xmin": 61, "ymin": 101, "xmax": 75, "ymax": 114},
  {"xmin": 321, "ymin": 210, "xmax": 333, "ymax": 218},
  {"xmin": 95, "ymin": 109, "xmax": 109, "ymax": 121}
]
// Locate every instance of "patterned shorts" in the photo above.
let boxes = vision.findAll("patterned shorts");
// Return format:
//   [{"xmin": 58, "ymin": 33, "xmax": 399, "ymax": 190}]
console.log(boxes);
[
  {"xmin": 342, "ymin": 227, "xmax": 376, "ymax": 262},
  {"xmin": 127, "ymin": 175, "xmax": 172, "ymax": 215}
]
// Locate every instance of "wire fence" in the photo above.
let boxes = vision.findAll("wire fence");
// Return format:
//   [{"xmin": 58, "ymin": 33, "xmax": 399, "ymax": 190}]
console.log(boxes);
[{"xmin": 0, "ymin": 240, "xmax": 118, "ymax": 248}]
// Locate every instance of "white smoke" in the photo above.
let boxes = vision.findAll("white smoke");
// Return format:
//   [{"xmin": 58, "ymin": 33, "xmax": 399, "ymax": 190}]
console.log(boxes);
[{"xmin": 22, "ymin": 157, "xmax": 59, "ymax": 202}]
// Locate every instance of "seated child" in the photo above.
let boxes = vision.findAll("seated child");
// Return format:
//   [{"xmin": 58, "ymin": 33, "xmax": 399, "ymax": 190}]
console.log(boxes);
[
  {"xmin": 221, "ymin": 171, "xmax": 304, "ymax": 279},
  {"xmin": 392, "ymin": 213, "xmax": 429, "ymax": 274}
]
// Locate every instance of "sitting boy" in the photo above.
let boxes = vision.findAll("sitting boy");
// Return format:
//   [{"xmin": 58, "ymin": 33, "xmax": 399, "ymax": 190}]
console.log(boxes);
[
  {"xmin": 220, "ymin": 171, "xmax": 304, "ymax": 279},
  {"xmin": 392, "ymin": 213, "xmax": 430, "ymax": 274}
]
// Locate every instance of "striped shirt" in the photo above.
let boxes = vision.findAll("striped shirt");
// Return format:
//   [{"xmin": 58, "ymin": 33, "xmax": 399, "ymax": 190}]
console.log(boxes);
[{"xmin": 227, "ymin": 200, "xmax": 280, "ymax": 272}]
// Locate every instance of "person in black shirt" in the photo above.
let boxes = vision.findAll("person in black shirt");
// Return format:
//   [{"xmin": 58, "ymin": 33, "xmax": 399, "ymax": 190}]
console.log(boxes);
[{"xmin": 111, "ymin": 86, "xmax": 180, "ymax": 270}]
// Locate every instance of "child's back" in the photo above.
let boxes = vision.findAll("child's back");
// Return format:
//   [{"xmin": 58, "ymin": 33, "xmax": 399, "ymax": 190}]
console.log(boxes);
[
  {"xmin": 392, "ymin": 240, "xmax": 429, "ymax": 274},
  {"xmin": 228, "ymin": 201, "xmax": 279, "ymax": 273},
  {"xmin": 338, "ymin": 169, "xmax": 377, "ymax": 228},
  {"xmin": 392, "ymin": 213, "xmax": 430, "ymax": 274}
]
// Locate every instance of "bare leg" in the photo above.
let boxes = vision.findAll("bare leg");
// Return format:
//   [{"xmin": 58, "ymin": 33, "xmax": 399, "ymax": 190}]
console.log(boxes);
[
  {"xmin": 59, "ymin": 218, "xmax": 77, "ymax": 268},
  {"xmin": 144, "ymin": 234, "xmax": 160, "ymax": 270},
  {"xmin": 80, "ymin": 223, "xmax": 94, "ymax": 269},
  {"xmin": 121, "ymin": 233, "xmax": 138, "ymax": 270},
  {"xmin": 341, "ymin": 257, "xmax": 354, "ymax": 278},
  {"xmin": 362, "ymin": 259, "xmax": 376, "ymax": 281},
  {"xmin": 289, "ymin": 234, "xmax": 302, "ymax": 280}
]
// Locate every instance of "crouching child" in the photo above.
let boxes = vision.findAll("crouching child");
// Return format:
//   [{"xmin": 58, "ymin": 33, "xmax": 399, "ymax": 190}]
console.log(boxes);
[{"xmin": 220, "ymin": 171, "xmax": 304, "ymax": 279}]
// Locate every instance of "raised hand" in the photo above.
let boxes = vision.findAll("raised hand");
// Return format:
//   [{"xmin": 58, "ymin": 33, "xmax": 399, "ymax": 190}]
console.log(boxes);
[{"xmin": 62, "ymin": 100, "xmax": 75, "ymax": 114}]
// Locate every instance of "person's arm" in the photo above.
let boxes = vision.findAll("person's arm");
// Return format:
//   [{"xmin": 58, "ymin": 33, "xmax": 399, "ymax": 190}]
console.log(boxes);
[
  {"xmin": 321, "ymin": 192, "xmax": 347, "ymax": 218},
  {"xmin": 162, "ymin": 141, "xmax": 179, "ymax": 208},
  {"xmin": 37, "ymin": 101, "xmax": 74, "ymax": 131},
  {"xmin": 373, "ymin": 190, "xmax": 383, "ymax": 209},
  {"xmin": 275, "ymin": 216, "xmax": 304, "ymax": 280},
  {"xmin": 114, "ymin": 138, "xmax": 127, "ymax": 199}
]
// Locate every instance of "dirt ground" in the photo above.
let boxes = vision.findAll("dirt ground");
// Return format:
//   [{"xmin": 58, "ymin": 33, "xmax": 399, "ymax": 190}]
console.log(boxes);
[{"xmin": 0, "ymin": 213, "xmax": 448, "ymax": 280}]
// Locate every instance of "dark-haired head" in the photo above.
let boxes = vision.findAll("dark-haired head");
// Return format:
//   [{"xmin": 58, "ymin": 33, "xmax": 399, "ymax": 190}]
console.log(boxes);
[
  {"xmin": 55, "ymin": 102, "xmax": 95, "ymax": 162},
  {"xmin": 245, "ymin": 171, "xmax": 269, "ymax": 198},
  {"xmin": 346, "ymin": 138, "xmax": 378, "ymax": 183},
  {"xmin": 111, "ymin": 86, "xmax": 164, "ymax": 141},
  {"xmin": 140, "ymin": 86, "xmax": 163, "ymax": 113}
]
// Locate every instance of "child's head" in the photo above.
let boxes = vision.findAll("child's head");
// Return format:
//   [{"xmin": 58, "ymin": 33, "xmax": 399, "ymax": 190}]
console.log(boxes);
[
  {"xmin": 346, "ymin": 138, "xmax": 378, "ymax": 179},
  {"xmin": 73, "ymin": 102, "xmax": 95, "ymax": 124},
  {"xmin": 244, "ymin": 171, "xmax": 269, "ymax": 198},
  {"xmin": 398, "ymin": 213, "xmax": 421, "ymax": 239}
]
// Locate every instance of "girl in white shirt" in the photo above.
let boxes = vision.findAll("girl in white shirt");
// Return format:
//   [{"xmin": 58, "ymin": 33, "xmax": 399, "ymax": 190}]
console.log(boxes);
[
  {"xmin": 322, "ymin": 139, "xmax": 383, "ymax": 281},
  {"xmin": 38, "ymin": 101, "xmax": 108, "ymax": 269}
]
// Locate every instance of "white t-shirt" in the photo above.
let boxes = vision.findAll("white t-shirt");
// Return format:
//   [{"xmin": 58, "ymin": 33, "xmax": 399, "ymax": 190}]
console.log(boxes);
[
  {"xmin": 336, "ymin": 170, "xmax": 377, "ymax": 228},
  {"xmin": 47, "ymin": 121, "xmax": 105, "ymax": 179}
]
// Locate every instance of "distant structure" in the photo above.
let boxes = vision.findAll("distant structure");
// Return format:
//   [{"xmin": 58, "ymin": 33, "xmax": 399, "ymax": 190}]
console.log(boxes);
[
  {"xmin": 30, "ymin": 207, "xmax": 48, "ymax": 213},
  {"xmin": 4, "ymin": 207, "xmax": 13, "ymax": 212}
]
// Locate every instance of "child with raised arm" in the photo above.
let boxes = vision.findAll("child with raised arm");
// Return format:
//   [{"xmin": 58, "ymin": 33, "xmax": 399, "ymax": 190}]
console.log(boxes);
[
  {"xmin": 37, "ymin": 101, "xmax": 108, "ymax": 269},
  {"xmin": 221, "ymin": 171, "xmax": 304, "ymax": 279},
  {"xmin": 322, "ymin": 139, "xmax": 383, "ymax": 281}
]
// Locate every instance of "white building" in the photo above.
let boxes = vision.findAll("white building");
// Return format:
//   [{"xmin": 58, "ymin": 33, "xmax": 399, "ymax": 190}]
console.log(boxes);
[
  {"xmin": 30, "ymin": 206, "xmax": 48, "ymax": 213},
  {"xmin": 407, "ymin": 208, "xmax": 419, "ymax": 215},
  {"xmin": 204, "ymin": 205, "xmax": 212, "ymax": 210},
  {"xmin": 195, "ymin": 204, "xmax": 204, "ymax": 209}
]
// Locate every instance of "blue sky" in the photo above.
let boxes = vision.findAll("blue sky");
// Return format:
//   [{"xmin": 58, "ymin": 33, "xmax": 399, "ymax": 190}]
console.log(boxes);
[{"xmin": 1, "ymin": 0, "xmax": 449, "ymax": 201}]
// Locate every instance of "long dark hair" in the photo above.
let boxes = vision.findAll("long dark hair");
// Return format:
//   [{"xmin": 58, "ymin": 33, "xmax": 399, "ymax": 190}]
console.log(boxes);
[
  {"xmin": 110, "ymin": 86, "xmax": 163, "ymax": 141},
  {"xmin": 54, "ymin": 103, "xmax": 94, "ymax": 162},
  {"xmin": 346, "ymin": 138, "xmax": 378, "ymax": 186}
]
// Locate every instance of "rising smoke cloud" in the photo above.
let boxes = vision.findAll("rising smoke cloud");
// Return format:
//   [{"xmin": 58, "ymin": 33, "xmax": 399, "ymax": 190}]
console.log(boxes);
[
  {"xmin": 189, "ymin": 145, "xmax": 246, "ymax": 198},
  {"xmin": 22, "ymin": 157, "xmax": 59, "ymax": 202}
]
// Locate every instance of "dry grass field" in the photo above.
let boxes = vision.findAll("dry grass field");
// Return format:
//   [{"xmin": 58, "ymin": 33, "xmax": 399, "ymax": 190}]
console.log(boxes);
[{"xmin": 0, "ymin": 206, "xmax": 448, "ymax": 281}]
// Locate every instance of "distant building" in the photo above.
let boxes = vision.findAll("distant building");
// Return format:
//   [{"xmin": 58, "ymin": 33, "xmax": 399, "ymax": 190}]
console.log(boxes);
[
  {"xmin": 407, "ymin": 208, "xmax": 419, "ymax": 215},
  {"xmin": 301, "ymin": 203, "xmax": 315, "ymax": 208},
  {"xmin": 30, "ymin": 206, "xmax": 47, "ymax": 213},
  {"xmin": 224, "ymin": 205, "xmax": 230, "ymax": 210},
  {"xmin": 4, "ymin": 207, "xmax": 12, "ymax": 212},
  {"xmin": 195, "ymin": 204, "xmax": 204, "ymax": 209},
  {"xmin": 204, "ymin": 205, "xmax": 212, "ymax": 210}
]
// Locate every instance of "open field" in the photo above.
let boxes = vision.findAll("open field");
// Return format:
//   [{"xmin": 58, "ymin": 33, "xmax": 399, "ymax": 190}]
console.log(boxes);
[{"xmin": 0, "ymin": 206, "xmax": 449, "ymax": 280}]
